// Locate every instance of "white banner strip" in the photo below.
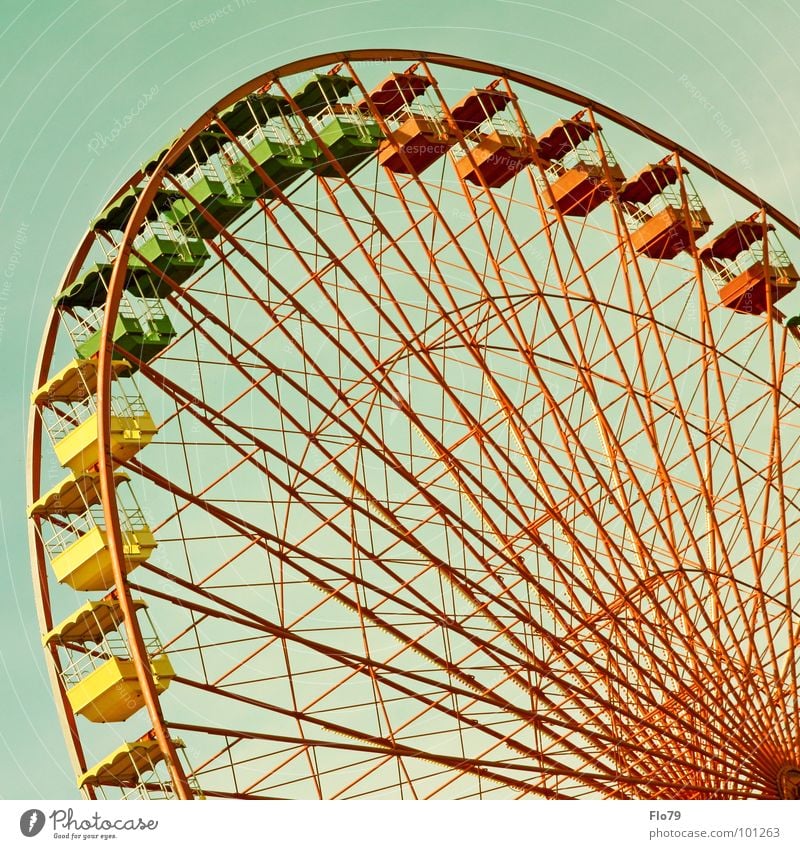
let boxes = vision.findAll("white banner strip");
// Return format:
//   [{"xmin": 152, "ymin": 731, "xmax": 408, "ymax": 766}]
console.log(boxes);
[{"xmin": 2, "ymin": 799, "xmax": 797, "ymax": 848}]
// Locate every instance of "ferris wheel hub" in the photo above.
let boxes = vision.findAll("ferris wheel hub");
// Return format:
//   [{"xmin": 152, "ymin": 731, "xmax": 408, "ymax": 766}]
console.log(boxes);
[{"xmin": 776, "ymin": 764, "xmax": 800, "ymax": 800}]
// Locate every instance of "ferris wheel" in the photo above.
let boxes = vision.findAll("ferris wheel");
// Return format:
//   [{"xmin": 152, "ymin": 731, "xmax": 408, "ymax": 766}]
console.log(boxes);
[{"xmin": 26, "ymin": 50, "xmax": 800, "ymax": 800}]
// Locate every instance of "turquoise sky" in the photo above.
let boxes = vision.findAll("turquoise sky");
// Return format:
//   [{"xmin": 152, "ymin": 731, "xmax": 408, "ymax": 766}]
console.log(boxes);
[{"xmin": 2, "ymin": 0, "xmax": 799, "ymax": 799}]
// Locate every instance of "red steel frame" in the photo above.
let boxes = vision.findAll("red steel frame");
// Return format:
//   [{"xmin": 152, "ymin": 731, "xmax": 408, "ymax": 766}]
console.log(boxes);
[{"xmin": 27, "ymin": 50, "xmax": 800, "ymax": 800}]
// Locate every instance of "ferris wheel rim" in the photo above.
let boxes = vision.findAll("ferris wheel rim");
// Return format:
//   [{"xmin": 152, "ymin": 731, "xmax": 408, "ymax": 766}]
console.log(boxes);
[{"xmin": 27, "ymin": 49, "xmax": 800, "ymax": 799}]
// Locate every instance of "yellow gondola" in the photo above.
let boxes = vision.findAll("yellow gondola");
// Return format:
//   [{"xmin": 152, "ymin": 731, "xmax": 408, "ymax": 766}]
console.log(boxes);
[
  {"xmin": 28, "ymin": 470, "xmax": 156, "ymax": 590},
  {"xmin": 32, "ymin": 358, "xmax": 158, "ymax": 474},
  {"xmin": 45, "ymin": 595, "xmax": 174, "ymax": 724}
]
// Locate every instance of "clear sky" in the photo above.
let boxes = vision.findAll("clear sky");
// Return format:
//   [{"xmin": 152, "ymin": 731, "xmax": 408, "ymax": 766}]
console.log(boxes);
[{"xmin": 2, "ymin": 0, "xmax": 800, "ymax": 799}]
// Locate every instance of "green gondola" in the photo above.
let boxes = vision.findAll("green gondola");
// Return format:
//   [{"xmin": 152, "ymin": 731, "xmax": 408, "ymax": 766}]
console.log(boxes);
[
  {"xmin": 227, "ymin": 138, "xmax": 317, "ymax": 198},
  {"xmin": 165, "ymin": 175, "xmax": 254, "ymax": 238},
  {"xmin": 91, "ymin": 185, "xmax": 180, "ymax": 232},
  {"xmin": 75, "ymin": 312, "xmax": 176, "ymax": 366},
  {"xmin": 291, "ymin": 73, "xmax": 356, "ymax": 117},
  {"xmin": 213, "ymin": 92, "xmax": 288, "ymax": 136},
  {"xmin": 312, "ymin": 116, "xmax": 383, "ymax": 177}
]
